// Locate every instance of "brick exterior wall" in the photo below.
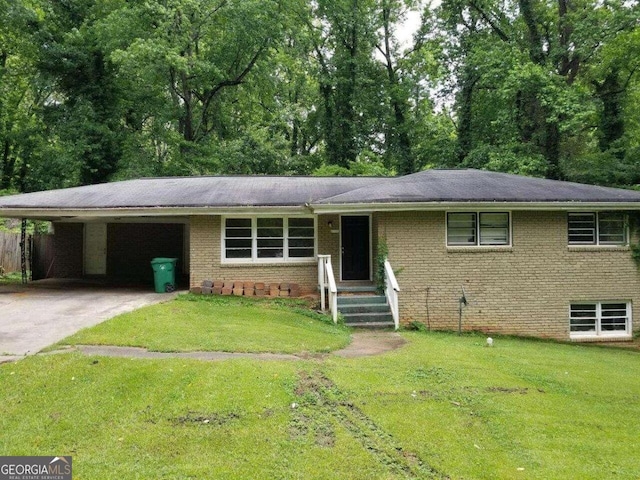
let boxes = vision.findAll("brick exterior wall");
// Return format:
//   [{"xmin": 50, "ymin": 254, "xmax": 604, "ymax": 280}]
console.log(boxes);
[
  {"xmin": 107, "ymin": 223, "xmax": 184, "ymax": 282},
  {"xmin": 319, "ymin": 214, "xmax": 341, "ymax": 267},
  {"xmin": 52, "ymin": 223, "xmax": 83, "ymax": 278},
  {"xmin": 190, "ymin": 215, "xmax": 340, "ymax": 294},
  {"xmin": 377, "ymin": 210, "xmax": 640, "ymax": 340}
]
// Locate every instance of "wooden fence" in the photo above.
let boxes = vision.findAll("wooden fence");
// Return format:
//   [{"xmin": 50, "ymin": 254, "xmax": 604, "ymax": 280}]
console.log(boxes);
[{"xmin": 0, "ymin": 231, "xmax": 22, "ymax": 273}]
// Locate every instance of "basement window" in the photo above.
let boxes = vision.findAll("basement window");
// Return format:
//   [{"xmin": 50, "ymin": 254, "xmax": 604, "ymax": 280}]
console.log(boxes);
[
  {"xmin": 570, "ymin": 302, "xmax": 631, "ymax": 338},
  {"xmin": 568, "ymin": 212, "xmax": 627, "ymax": 245},
  {"xmin": 447, "ymin": 212, "xmax": 510, "ymax": 246},
  {"xmin": 223, "ymin": 216, "xmax": 316, "ymax": 263}
]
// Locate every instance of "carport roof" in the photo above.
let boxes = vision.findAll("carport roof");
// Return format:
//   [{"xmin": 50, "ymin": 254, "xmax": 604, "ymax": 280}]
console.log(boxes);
[{"xmin": 1, "ymin": 169, "xmax": 640, "ymax": 217}]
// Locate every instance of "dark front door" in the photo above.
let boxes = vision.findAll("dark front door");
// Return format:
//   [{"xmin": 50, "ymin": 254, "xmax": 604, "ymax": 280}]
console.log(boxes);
[{"xmin": 341, "ymin": 216, "xmax": 370, "ymax": 280}]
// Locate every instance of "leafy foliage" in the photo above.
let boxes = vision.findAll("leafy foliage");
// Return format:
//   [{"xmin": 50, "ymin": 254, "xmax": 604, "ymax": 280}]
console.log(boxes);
[
  {"xmin": 375, "ymin": 236, "xmax": 389, "ymax": 293},
  {"xmin": 437, "ymin": 0, "xmax": 640, "ymax": 183},
  {"xmin": 0, "ymin": 0, "xmax": 639, "ymax": 191}
]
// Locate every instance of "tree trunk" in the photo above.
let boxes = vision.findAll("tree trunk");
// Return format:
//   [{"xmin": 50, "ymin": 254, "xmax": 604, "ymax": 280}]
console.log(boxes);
[
  {"xmin": 1, "ymin": 139, "xmax": 14, "ymax": 190},
  {"xmin": 544, "ymin": 121, "xmax": 562, "ymax": 179},
  {"xmin": 457, "ymin": 67, "xmax": 478, "ymax": 163},
  {"xmin": 557, "ymin": 0, "xmax": 579, "ymax": 83},
  {"xmin": 394, "ymin": 105, "xmax": 414, "ymax": 175},
  {"xmin": 380, "ymin": 0, "xmax": 413, "ymax": 174},
  {"xmin": 333, "ymin": 2, "xmax": 359, "ymax": 168},
  {"xmin": 595, "ymin": 69, "xmax": 625, "ymax": 158},
  {"xmin": 320, "ymin": 81, "xmax": 340, "ymax": 165},
  {"xmin": 518, "ymin": 0, "xmax": 545, "ymax": 64}
]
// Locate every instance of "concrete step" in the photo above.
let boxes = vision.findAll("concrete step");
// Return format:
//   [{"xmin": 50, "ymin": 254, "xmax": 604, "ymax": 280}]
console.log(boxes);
[
  {"xmin": 338, "ymin": 303, "xmax": 391, "ymax": 314},
  {"xmin": 347, "ymin": 321, "xmax": 396, "ymax": 329},
  {"xmin": 343, "ymin": 312, "xmax": 394, "ymax": 324},
  {"xmin": 337, "ymin": 285, "xmax": 378, "ymax": 293},
  {"xmin": 337, "ymin": 295, "xmax": 387, "ymax": 306}
]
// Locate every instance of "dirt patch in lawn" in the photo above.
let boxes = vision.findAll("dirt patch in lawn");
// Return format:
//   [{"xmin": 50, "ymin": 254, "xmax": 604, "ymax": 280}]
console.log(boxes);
[
  {"xmin": 486, "ymin": 386, "xmax": 529, "ymax": 394},
  {"xmin": 289, "ymin": 370, "xmax": 448, "ymax": 479},
  {"xmin": 332, "ymin": 332, "xmax": 407, "ymax": 358},
  {"xmin": 172, "ymin": 411, "xmax": 241, "ymax": 426}
]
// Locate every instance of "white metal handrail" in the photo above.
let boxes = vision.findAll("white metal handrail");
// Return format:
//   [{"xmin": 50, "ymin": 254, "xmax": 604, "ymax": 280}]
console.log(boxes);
[
  {"xmin": 384, "ymin": 259, "xmax": 400, "ymax": 330},
  {"xmin": 317, "ymin": 254, "xmax": 338, "ymax": 323}
]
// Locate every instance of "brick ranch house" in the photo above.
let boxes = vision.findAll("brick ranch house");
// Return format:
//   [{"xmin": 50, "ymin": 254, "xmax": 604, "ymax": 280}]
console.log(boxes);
[{"xmin": 2, "ymin": 168, "xmax": 640, "ymax": 342}]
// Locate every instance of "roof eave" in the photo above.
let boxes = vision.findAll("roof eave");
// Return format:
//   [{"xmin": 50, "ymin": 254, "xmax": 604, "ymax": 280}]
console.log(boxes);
[
  {"xmin": 310, "ymin": 201, "xmax": 640, "ymax": 214},
  {"xmin": 3, "ymin": 200, "xmax": 640, "ymax": 220},
  {"xmin": 0, "ymin": 205, "xmax": 312, "ymax": 219}
]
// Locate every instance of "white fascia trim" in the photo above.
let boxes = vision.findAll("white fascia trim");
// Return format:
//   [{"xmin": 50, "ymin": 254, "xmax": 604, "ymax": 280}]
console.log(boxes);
[
  {"xmin": 3, "ymin": 201, "xmax": 640, "ymax": 219},
  {"xmin": 0, "ymin": 206, "xmax": 311, "ymax": 219},
  {"xmin": 310, "ymin": 201, "xmax": 640, "ymax": 214}
]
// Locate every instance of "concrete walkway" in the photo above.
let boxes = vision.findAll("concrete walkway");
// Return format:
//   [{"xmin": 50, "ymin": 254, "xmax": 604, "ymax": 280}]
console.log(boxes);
[
  {"xmin": 67, "ymin": 345, "xmax": 303, "ymax": 361},
  {"xmin": 37, "ymin": 331, "xmax": 407, "ymax": 362}
]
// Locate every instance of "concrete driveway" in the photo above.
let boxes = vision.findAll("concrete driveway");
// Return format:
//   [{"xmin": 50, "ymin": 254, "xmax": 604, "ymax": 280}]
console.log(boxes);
[{"xmin": 0, "ymin": 280, "xmax": 177, "ymax": 362}]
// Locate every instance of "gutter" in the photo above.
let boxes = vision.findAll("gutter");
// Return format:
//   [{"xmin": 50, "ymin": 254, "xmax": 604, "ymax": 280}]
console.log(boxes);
[
  {"xmin": 308, "ymin": 201, "xmax": 640, "ymax": 214},
  {"xmin": 2, "ymin": 200, "xmax": 640, "ymax": 220},
  {"xmin": 0, "ymin": 205, "xmax": 310, "ymax": 220}
]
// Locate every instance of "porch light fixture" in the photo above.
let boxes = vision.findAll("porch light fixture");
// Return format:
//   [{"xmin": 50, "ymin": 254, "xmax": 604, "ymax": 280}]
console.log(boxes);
[{"xmin": 328, "ymin": 220, "xmax": 333, "ymax": 229}]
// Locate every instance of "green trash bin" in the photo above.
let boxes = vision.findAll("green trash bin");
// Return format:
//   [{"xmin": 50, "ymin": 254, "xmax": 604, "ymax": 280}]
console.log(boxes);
[{"xmin": 151, "ymin": 258, "xmax": 178, "ymax": 293}]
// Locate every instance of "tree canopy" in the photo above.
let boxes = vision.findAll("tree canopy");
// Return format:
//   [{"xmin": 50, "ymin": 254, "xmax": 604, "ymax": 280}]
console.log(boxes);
[{"xmin": 0, "ymin": 0, "xmax": 638, "ymax": 191}]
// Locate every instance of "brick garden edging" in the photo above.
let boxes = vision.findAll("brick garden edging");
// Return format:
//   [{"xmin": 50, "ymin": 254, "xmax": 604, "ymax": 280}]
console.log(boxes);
[{"xmin": 194, "ymin": 280, "xmax": 301, "ymax": 297}]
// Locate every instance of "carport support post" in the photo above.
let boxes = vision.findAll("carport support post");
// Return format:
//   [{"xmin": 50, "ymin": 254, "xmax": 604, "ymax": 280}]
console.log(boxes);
[{"xmin": 20, "ymin": 219, "xmax": 27, "ymax": 284}]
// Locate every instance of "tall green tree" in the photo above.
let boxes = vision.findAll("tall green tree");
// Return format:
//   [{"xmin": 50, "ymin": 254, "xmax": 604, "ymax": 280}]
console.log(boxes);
[
  {"xmin": 0, "ymin": 0, "xmax": 48, "ymax": 190},
  {"xmin": 34, "ymin": 0, "xmax": 127, "ymax": 185},
  {"xmin": 437, "ymin": 0, "xmax": 640, "ymax": 181},
  {"xmin": 94, "ymin": 0, "xmax": 291, "ymax": 174},
  {"xmin": 304, "ymin": 0, "xmax": 383, "ymax": 168}
]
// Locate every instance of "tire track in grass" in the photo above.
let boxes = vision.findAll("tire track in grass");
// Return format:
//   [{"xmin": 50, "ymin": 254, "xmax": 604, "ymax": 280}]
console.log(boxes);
[{"xmin": 291, "ymin": 370, "xmax": 448, "ymax": 479}]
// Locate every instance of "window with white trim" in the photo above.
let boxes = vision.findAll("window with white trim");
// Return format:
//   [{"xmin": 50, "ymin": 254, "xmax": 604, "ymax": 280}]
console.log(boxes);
[
  {"xmin": 568, "ymin": 212, "xmax": 627, "ymax": 245},
  {"xmin": 223, "ymin": 217, "xmax": 315, "ymax": 262},
  {"xmin": 447, "ymin": 212, "xmax": 510, "ymax": 246},
  {"xmin": 570, "ymin": 302, "xmax": 631, "ymax": 337}
]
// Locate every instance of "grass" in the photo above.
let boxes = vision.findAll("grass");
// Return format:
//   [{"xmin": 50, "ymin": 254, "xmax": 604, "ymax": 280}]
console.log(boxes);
[
  {"xmin": 0, "ymin": 271, "xmax": 23, "ymax": 285},
  {"xmin": 2, "ymin": 303, "xmax": 640, "ymax": 479},
  {"xmin": 0, "ymin": 355, "xmax": 387, "ymax": 479},
  {"xmin": 54, "ymin": 294, "xmax": 351, "ymax": 354},
  {"xmin": 324, "ymin": 332, "xmax": 640, "ymax": 479}
]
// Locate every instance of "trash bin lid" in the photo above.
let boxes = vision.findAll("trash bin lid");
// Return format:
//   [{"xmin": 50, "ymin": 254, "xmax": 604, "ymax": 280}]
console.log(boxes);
[{"xmin": 151, "ymin": 257, "xmax": 178, "ymax": 264}]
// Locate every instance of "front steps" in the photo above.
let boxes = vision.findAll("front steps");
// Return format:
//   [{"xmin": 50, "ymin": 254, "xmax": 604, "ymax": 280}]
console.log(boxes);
[{"xmin": 337, "ymin": 287, "xmax": 395, "ymax": 329}]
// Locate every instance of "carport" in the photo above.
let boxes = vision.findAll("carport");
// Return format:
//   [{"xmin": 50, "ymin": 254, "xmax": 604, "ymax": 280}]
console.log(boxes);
[
  {"xmin": 1, "ymin": 217, "xmax": 190, "ymax": 290},
  {"xmin": 0, "ymin": 179, "xmax": 194, "ymax": 289},
  {"xmin": 53, "ymin": 218, "xmax": 189, "ymax": 286}
]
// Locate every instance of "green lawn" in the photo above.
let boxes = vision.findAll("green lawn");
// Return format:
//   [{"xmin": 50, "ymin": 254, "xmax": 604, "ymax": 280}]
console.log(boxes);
[
  {"xmin": 3, "ymin": 314, "xmax": 640, "ymax": 478},
  {"xmin": 0, "ymin": 271, "xmax": 22, "ymax": 285},
  {"xmin": 55, "ymin": 294, "xmax": 351, "ymax": 354},
  {"xmin": 325, "ymin": 333, "xmax": 640, "ymax": 479}
]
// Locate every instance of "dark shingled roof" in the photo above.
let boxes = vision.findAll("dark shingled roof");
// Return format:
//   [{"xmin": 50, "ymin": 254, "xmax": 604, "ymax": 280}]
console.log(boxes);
[
  {"xmin": 1, "ymin": 169, "xmax": 640, "ymax": 212},
  {"xmin": 0, "ymin": 176, "xmax": 385, "ymax": 209},
  {"xmin": 316, "ymin": 169, "xmax": 640, "ymax": 204}
]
